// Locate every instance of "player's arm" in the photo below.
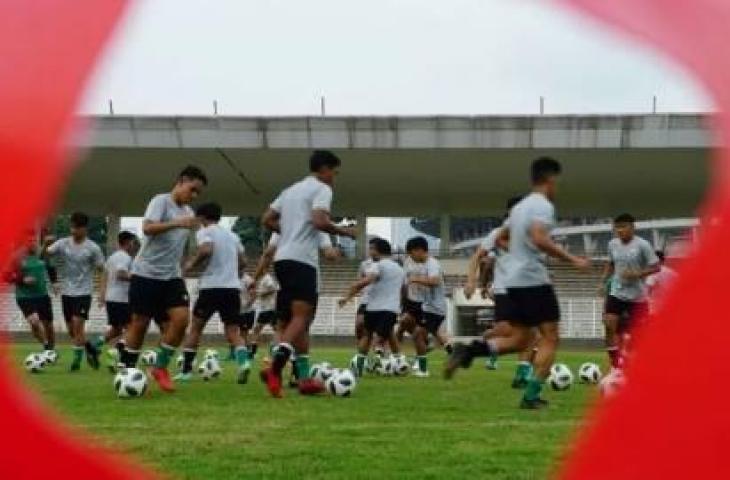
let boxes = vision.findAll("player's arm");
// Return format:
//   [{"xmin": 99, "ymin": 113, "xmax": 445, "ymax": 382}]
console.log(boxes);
[
  {"xmin": 237, "ymin": 250, "xmax": 247, "ymax": 278},
  {"xmin": 529, "ymin": 221, "xmax": 590, "ymax": 270},
  {"xmin": 98, "ymin": 266, "xmax": 108, "ymax": 307},
  {"xmin": 253, "ymin": 244, "xmax": 276, "ymax": 283},
  {"xmin": 623, "ymin": 249, "xmax": 662, "ymax": 280},
  {"xmin": 261, "ymin": 208, "xmax": 281, "ymax": 233},
  {"xmin": 338, "ymin": 274, "xmax": 377, "ymax": 308},
  {"xmin": 409, "ymin": 275, "xmax": 439, "ymax": 287},
  {"xmin": 312, "ymin": 210, "xmax": 356, "ymax": 239},
  {"xmin": 479, "ymin": 255, "xmax": 496, "ymax": 299},
  {"xmin": 184, "ymin": 241, "xmax": 213, "ymax": 274},
  {"xmin": 319, "ymin": 232, "xmax": 340, "ymax": 261}
]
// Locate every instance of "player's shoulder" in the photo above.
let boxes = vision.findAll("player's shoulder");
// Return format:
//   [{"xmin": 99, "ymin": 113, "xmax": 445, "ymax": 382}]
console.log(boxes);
[
  {"xmin": 149, "ymin": 192, "xmax": 170, "ymax": 205},
  {"xmin": 85, "ymin": 238, "xmax": 103, "ymax": 252},
  {"xmin": 608, "ymin": 237, "xmax": 620, "ymax": 247},
  {"xmin": 634, "ymin": 236, "xmax": 653, "ymax": 248}
]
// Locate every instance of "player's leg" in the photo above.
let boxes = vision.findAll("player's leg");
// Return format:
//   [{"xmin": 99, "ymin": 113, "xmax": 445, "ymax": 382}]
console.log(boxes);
[
  {"xmin": 413, "ymin": 324, "xmax": 429, "ymax": 376},
  {"xmin": 384, "ymin": 315, "xmax": 400, "ymax": 355},
  {"xmin": 61, "ymin": 297, "xmax": 83, "ymax": 371},
  {"xmin": 435, "ymin": 328, "xmax": 453, "ymax": 354},
  {"xmin": 121, "ymin": 312, "xmax": 151, "ymax": 368},
  {"xmin": 603, "ymin": 297, "xmax": 623, "ymax": 371},
  {"xmin": 37, "ymin": 296, "xmax": 55, "ymax": 352},
  {"xmin": 150, "ymin": 279, "xmax": 191, "ymax": 392},
  {"xmin": 521, "ymin": 321, "xmax": 558, "ymax": 408},
  {"xmin": 219, "ymin": 290, "xmax": 250, "ymax": 384},
  {"xmin": 23, "ymin": 310, "xmax": 46, "ymax": 347},
  {"xmin": 396, "ymin": 312, "xmax": 415, "ymax": 343},
  {"xmin": 354, "ymin": 314, "xmax": 375, "ymax": 377},
  {"xmin": 355, "ymin": 305, "xmax": 366, "ymax": 341},
  {"xmin": 176, "ymin": 315, "xmax": 206, "ymax": 381},
  {"xmin": 75, "ymin": 296, "xmax": 101, "ymax": 370}
]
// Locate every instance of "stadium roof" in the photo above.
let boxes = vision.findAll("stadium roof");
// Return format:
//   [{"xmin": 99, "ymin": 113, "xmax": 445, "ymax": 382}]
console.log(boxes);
[{"xmin": 63, "ymin": 114, "xmax": 711, "ymax": 217}]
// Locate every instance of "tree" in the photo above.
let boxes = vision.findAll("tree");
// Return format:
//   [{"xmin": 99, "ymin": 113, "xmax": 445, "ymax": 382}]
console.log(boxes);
[{"xmin": 231, "ymin": 216, "xmax": 266, "ymax": 256}]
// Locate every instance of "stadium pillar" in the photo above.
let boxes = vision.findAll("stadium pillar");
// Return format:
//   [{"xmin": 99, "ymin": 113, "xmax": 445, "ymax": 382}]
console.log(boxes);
[
  {"xmin": 355, "ymin": 214, "xmax": 367, "ymax": 257},
  {"xmin": 440, "ymin": 214, "xmax": 451, "ymax": 255},
  {"xmin": 106, "ymin": 212, "xmax": 120, "ymax": 254}
]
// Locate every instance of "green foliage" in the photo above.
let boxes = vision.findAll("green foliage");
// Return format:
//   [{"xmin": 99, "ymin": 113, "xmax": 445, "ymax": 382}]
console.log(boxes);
[{"xmin": 231, "ymin": 216, "xmax": 266, "ymax": 256}]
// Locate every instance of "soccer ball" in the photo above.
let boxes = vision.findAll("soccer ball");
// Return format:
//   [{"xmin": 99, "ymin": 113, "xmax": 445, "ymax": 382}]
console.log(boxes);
[
  {"xmin": 41, "ymin": 350, "xmax": 58, "ymax": 366},
  {"xmin": 367, "ymin": 355, "xmax": 381, "ymax": 373},
  {"xmin": 114, "ymin": 368, "xmax": 148, "ymax": 398},
  {"xmin": 376, "ymin": 357, "xmax": 395, "ymax": 376},
  {"xmin": 141, "ymin": 350, "xmax": 157, "ymax": 366},
  {"xmin": 204, "ymin": 348, "xmax": 220, "ymax": 360},
  {"xmin": 310, "ymin": 362, "xmax": 334, "ymax": 383},
  {"xmin": 349, "ymin": 355, "xmax": 369, "ymax": 375},
  {"xmin": 599, "ymin": 370, "xmax": 626, "ymax": 397},
  {"xmin": 549, "ymin": 363, "xmax": 574, "ymax": 391},
  {"xmin": 198, "ymin": 358, "xmax": 222, "ymax": 381},
  {"xmin": 326, "ymin": 369, "xmax": 357, "ymax": 397},
  {"xmin": 578, "ymin": 362, "xmax": 602, "ymax": 384},
  {"xmin": 392, "ymin": 355, "xmax": 410, "ymax": 376},
  {"xmin": 24, "ymin": 353, "xmax": 44, "ymax": 373}
]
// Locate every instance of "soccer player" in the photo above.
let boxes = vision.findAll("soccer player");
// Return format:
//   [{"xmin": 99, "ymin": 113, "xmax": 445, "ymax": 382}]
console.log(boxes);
[
  {"xmin": 232, "ymin": 270, "xmax": 256, "ymax": 361},
  {"xmin": 249, "ymin": 271, "xmax": 279, "ymax": 358},
  {"xmin": 338, "ymin": 238, "xmax": 405, "ymax": 377},
  {"xmin": 12, "ymin": 238, "xmax": 56, "ymax": 355},
  {"xmin": 43, "ymin": 212, "xmax": 105, "ymax": 371},
  {"xmin": 355, "ymin": 239, "xmax": 377, "ymax": 343},
  {"xmin": 405, "ymin": 236, "xmax": 452, "ymax": 377},
  {"xmin": 98, "ymin": 230, "xmax": 138, "ymax": 371},
  {"xmin": 599, "ymin": 214, "xmax": 660, "ymax": 372},
  {"xmin": 177, "ymin": 202, "xmax": 250, "ymax": 384},
  {"xmin": 446, "ymin": 157, "xmax": 590, "ymax": 409},
  {"xmin": 259, "ymin": 150, "xmax": 355, "ymax": 397},
  {"xmin": 120, "ymin": 165, "xmax": 207, "ymax": 392},
  {"xmin": 396, "ymin": 238, "xmax": 427, "ymax": 344}
]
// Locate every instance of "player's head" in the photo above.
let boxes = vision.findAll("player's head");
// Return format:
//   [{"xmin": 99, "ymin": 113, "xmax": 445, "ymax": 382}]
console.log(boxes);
[
  {"xmin": 369, "ymin": 237, "xmax": 392, "ymax": 259},
  {"xmin": 174, "ymin": 165, "xmax": 207, "ymax": 204},
  {"xmin": 118, "ymin": 231, "xmax": 137, "ymax": 254},
  {"xmin": 405, "ymin": 236, "xmax": 429, "ymax": 262},
  {"xmin": 310, "ymin": 150, "xmax": 341, "ymax": 186},
  {"xmin": 530, "ymin": 156, "xmax": 562, "ymax": 200},
  {"xmin": 70, "ymin": 212, "xmax": 89, "ymax": 240},
  {"xmin": 613, "ymin": 213, "xmax": 636, "ymax": 242},
  {"xmin": 195, "ymin": 202, "xmax": 222, "ymax": 226},
  {"xmin": 655, "ymin": 250, "xmax": 666, "ymax": 264},
  {"xmin": 367, "ymin": 237, "xmax": 379, "ymax": 259}
]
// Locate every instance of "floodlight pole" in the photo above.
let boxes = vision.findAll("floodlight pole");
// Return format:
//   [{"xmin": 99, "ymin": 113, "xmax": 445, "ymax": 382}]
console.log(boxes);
[
  {"xmin": 108, "ymin": 99, "xmax": 114, "ymax": 115},
  {"xmin": 213, "ymin": 100, "xmax": 218, "ymax": 116},
  {"xmin": 539, "ymin": 96, "xmax": 545, "ymax": 115},
  {"xmin": 321, "ymin": 96, "xmax": 326, "ymax": 117}
]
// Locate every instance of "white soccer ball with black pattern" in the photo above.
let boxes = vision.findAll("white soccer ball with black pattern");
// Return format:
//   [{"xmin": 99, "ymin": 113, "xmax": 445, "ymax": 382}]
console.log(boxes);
[
  {"xmin": 349, "ymin": 355, "xmax": 368, "ymax": 375},
  {"xmin": 578, "ymin": 363, "xmax": 602, "ymax": 384},
  {"xmin": 204, "ymin": 348, "xmax": 220, "ymax": 361},
  {"xmin": 310, "ymin": 362, "xmax": 335, "ymax": 383},
  {"xmin": 114, "ymin": 368, "xmax": 148, "ymax": 398},
  {"xmin": 141, "ymin": 350, "xmax": 157, "ymax": 367},
  {"xmin": 326, "ymin": 369, "xmax": 357, "ymax": 397},
  {"xmin": 376, "ymin": 357, "xmax": 395, "ymax": 376},
  {"xmin": 392, "ymin": 355, "xmax": 410, "ymax": 376},
  {"xmin": 599, "ymin": 370, "xmax": 626, "ymax": 397},
  {"xmin": 549, "ymin": 363, "xmax": 574, "ymax": 391},
  {"xmin": 41, "ymin": 350, "xmax": 58, "ymax": 366},
  {"xmin": 198, "ymin": 358, "xmax": 222, "ymax": 381},
  {"xmin": 24, "ymin": 353, "xmax": 45, "ymax": 373}
]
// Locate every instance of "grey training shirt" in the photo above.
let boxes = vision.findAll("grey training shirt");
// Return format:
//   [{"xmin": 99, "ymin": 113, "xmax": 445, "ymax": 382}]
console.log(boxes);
[
  {"xmin": 47, "ymin": 237, "xmax": 105, "ymax": 297},
  {"xmin": 608, "ymin": 235, "xmax": 659, "ymax": 302}
]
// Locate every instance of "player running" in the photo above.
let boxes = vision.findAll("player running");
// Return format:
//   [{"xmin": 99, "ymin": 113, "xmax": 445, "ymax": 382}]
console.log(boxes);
[
  {"xmin": 43, "ymin": 212, "xmax": 105, "ymax": 372},
  {"xmin": 446, "ymin": 157, "xmax": 590, "ymax": 409},
  {"xmin": 259, "ymin": 150, "xmax": 355, "ymax": 397},
  {"xmin": 98, "ymin": 230, "xmax": 138, "ymax": 371},
  {"xmin": 339, "ymin": 238, "xmax": 405, "ymax": 377},
  {"xmin": 599, "ymin": 213, "xmax": 660, "ymax": 372},
  {"xmin": 119, "ymin": 165, "xmax": 207, "ymax": 393},
  {"xmin": 177, "ymin": 202, "xmax": 250, "ymax": 384},
  {"xmin": 396, "ymin": 239, "xmax": 427, "ymax": 345},
  {"xmin": 405, "ymin": 236, "xmax": 452, "ymax": 377}
]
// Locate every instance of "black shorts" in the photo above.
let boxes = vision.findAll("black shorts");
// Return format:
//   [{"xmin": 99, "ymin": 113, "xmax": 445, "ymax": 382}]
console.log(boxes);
[
  {"xmin": 238, "ymin": 311, "xmax": 255, "ymax": 330},
  {"xmin": 193, "ymin": 288, "xmax": 241, "ymax": 324},
  {"xmin": 402, "ymin": 299, "xmax": 423, "ymax": 321},
  {"xmin": 493, "ymin": 294, "xmax": 512, "ymax": 322},
  {"xmin": 505, "ymin": 285, "xmax": 560, "ymax": 326},
  {"xmin": 418, "ymin": 311, "xmax": 445, "ymax": 335},
  {"xmin": 357, "ymin": 304, "xmax": 367, "ymax": 315},
  {"xmin": 61, "ymin": 295, "xmax": 91, "ymax": 322},
  {"xmin": 256, "ymin": 310, "xmax": 277, "ymax": 325},
  {"xmin": 605, "ymin": 296, "xmax": 649, "ymax": 333},
  {"xmin": 17, "ymin": 296, "xmax": 53, "ymax": 322},
  {"xmin": 364, "ymin": 311, "xmax": 398, "ymax": 339},
  {"xmin": 274, "ymin": 260, "xmax": 318, "ymax": 322},
  {"xmin": 106, "ymin": 301, "xmax": 131, "ymax": 328},
  {"xmin": 129, "ymin": 276, "xmax": 189, "ymax": 318}
]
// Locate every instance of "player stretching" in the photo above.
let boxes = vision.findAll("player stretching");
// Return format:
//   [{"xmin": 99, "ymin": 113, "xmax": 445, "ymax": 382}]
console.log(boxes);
[
  {"xmin": 178, "ymin": 202, "xmax": 250, "ymax": 384},
  {"xmin": 446, "ymin": 157, "xmax": 589, "ymax": 409},
  {"xmin": 98, "ymin": 231, "xmax": 138, "ymax": 371},
  {"xmin": 12, "ymin": 237, "xmax": 57, "ymax": 355},
  {"xmin": 119, "ymin": 165, "xmax": 207, "ymax": 393},
  {"xmin": 44, "ymin": 212, "xmax": 105, "ymax": 372},
  {"xmin": 339, "ymin": 238, "xmax": 405, "ymax": 377},
  {"xmin": 259, "ymin": 150, "xmax": 355, "ymax": 397},
  {"xmin": 406, "ymin": 236, "xmax": 452, "ymax": 377},
  {"xmin": 599, "ymin": 214, "xmax": 659, "ymax": 372}
]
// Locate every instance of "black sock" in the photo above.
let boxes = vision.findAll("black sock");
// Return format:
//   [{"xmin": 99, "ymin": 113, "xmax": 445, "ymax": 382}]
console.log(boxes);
[
  {"xmin": 120, "ymin": 347, "xmax": 140, "ymax": 368},
  {"xmin": 445, "ymin": 343, "xmax": 454, "ymax": 355},
  {"xmin": 272, "ymin": 343, "xmax": 293, "ymax": 375},
  {"xmin": 84, "ymin": 340, "xmax": 98, "ymax": 355},
  {"xmin": 43, "ymin": 342, "xmax": 53, "ymax": 351},
  {"xmin": 249, "ymin": 342, "xmax": 258, "ymax": 357},
  {"xmin": 374, "ymin": 347, "xmax": 384, "ymax": 357},
  {"xmin": 182, "ymin": 349, "xmax": 197, "ymax": 374},
  {"xmin": 468, "ymin": 340, "xmax": 492, "ymax": 358},
  {"xmin": 115, "ymin": 341, "xmax": 125, "ymax": 358}
]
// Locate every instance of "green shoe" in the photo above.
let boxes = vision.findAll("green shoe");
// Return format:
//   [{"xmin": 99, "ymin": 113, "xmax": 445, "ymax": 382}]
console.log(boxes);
[
  {"xmin": 173, "ymin": 372, "xmax": 193, "ymax": 382},
  {"xmin": 237, "ymin": 364, "xmax": 251, "ymax": 385},
  {"xmin": 511, "ymin": 377, "xmax": 529, "ymax": 389},
  {"xmin": 519, "ymin": 397, "xmax": 549, "ymax": 410}
]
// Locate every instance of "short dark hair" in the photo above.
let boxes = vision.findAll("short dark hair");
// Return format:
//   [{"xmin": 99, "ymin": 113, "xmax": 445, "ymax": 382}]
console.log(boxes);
[
  {"xmin": 179, "ymin": 165, "xmax": 208, "ymax": 185},
  {"xmin": 506, "ymin": 195, "xmax": 525, "ymax": 212},
  {"xmin": 368, "ymin": 237, "xmax": 380, "ymax": 245},
  {"xmin": 655, "ymin": 250, "xmax": 666, "ymax": 262},
  {"xmin": 70, "ymin": 212, "xmax": 89, "ymax": 228},
  {"xmin": 309, "ymin": 150, "xmax": 341, "ymax": 172},
  {"xmin": 371, "ymin": 238, "xmax": 392, "ymax": 255},
  {"xmin": 530, "ymin": 156, "xmax": 562, "ymax": 184},
  {"xmin": 118, "ymin": 231, "xmax": 137, "ymax": 246},
  {"xmin": 196, "ymin": 202, "xmax": 222, "ymax": 222},
  {"xmin": 405, "ymin": 236, "xmax": 429, "ymax": 253},
  {"xmin": 614, "ymin": 213, "xmax": 636, "ymax": 225}
]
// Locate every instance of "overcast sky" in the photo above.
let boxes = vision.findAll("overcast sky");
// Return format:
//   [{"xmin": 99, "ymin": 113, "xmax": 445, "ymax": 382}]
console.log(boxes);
[{"xmin": 80, "ymin": 0, "xmax": 710, "ymax": 117}]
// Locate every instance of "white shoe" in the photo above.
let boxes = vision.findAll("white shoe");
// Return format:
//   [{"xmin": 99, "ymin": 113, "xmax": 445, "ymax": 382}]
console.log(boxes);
[{"xmin": 413, "ymin": 369, "xmax": 430, "ymax": 378}]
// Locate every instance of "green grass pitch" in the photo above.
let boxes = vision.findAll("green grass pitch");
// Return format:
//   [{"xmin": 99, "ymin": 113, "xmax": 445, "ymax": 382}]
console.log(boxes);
[{"xmin": 12, "ymin": 343, "xmax": 603, "ymax": 479}]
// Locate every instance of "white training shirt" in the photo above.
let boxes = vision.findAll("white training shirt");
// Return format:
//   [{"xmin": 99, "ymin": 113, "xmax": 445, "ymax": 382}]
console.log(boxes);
[
  {"xmin": 481, "ymin": 226, "xmax": 509, "ymax": 295},
  {"xmin": 365, "ymin": 258, "xmax": 406, "ymax": 314},
  {"xmin": 104, "ymin": 250, "xmax": 133, "ymax": 303},
  {"xmin": 132, "ymin": 193, "xmax": 194, "ymax": 280},
  {"xmin": 47, "ymin": 237, "xmax": 105, "ymax": 296},
  {"xmin": 270, "ymin": 176, "xmax": 333, "ymax": 270},
  {"xmin": 421, "ymin": 256, "xmax": 447, "ymax": 316},
  {"xmin": 195, "ymin": 224, "xmax": 244, "ymax": 290},
  {"xmin": 357, "ymin": 258, "xmax": 375, "ymax": 305},
  {"xmin": 503, "ymin": 192, "xmax": 555, "ymax": 288},
  {"xmin": 403, "ymin": 256, "xmax": 428, "ymax": 302},
  {"xmin": 240, "ymin": 274, "xmax": 255, "ymax": 313},
  {"xmin": 254, "ymin": 273, "xmax": 279, "ymax": 313}
]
